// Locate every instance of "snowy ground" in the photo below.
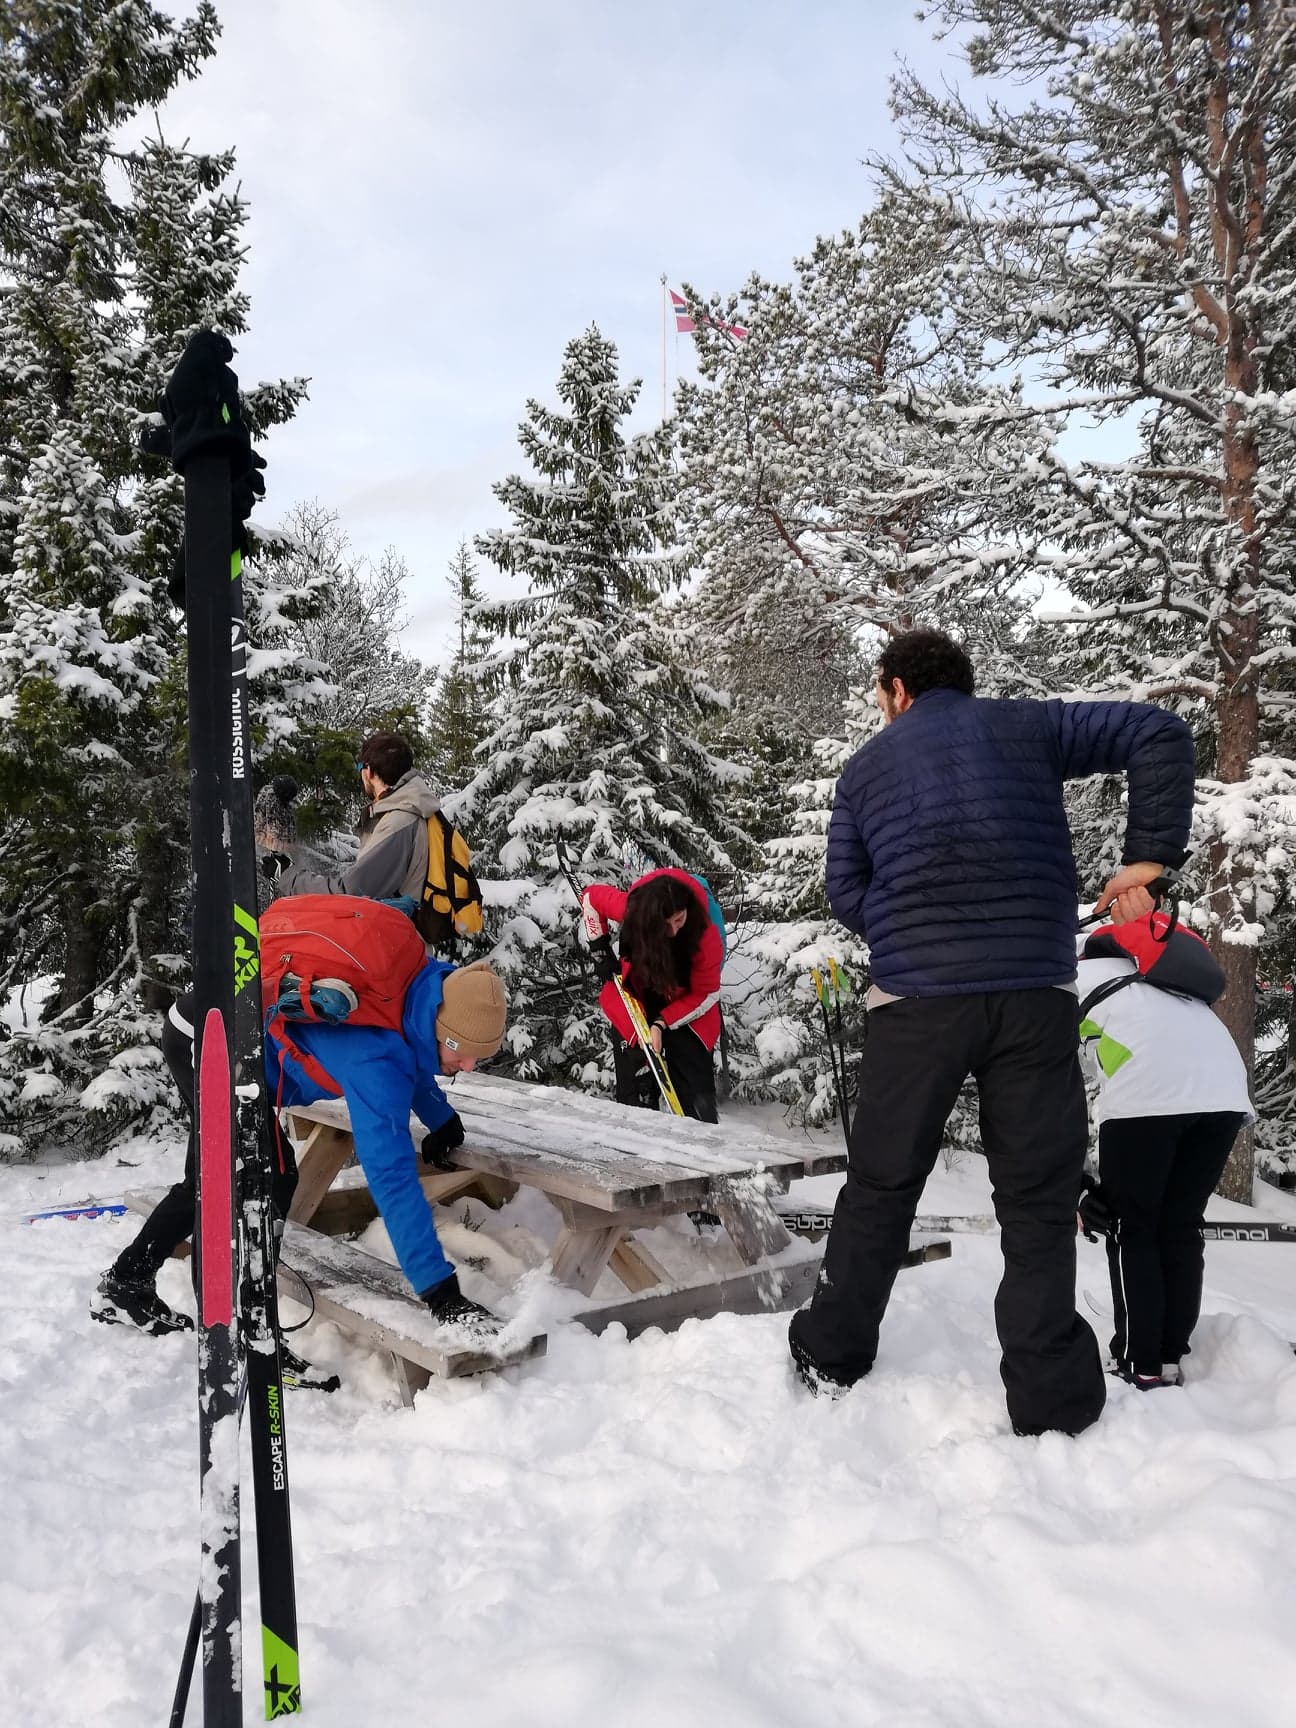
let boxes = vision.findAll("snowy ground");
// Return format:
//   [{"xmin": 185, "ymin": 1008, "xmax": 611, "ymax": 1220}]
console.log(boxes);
[{"xmin": 4, "ymin": 1119, "xmax": 1296, "ymax": 1728}]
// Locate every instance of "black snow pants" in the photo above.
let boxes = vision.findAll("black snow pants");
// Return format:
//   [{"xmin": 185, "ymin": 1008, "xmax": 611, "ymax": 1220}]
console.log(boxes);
[
  {"xmin": 111, "ymin": 993, "xmax": 298, "ymax": 1283},
  {"xmin": 788, "ymin": 989, "xmax": 1106, "ymax": 1438},
  {"xmin": 612, "ymin": 1004, "xmax": 718, "ymax": 1125},
  {"xmin": 1099, "ymin": 1110, "xmax": 1246, "ymax": 1376}
]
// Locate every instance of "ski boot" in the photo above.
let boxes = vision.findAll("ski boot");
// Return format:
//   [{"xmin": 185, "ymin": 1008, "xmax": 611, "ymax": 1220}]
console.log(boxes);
[{"xmin": 91, "ymin": 1269, "xmax": 194, "ymax": 1337}]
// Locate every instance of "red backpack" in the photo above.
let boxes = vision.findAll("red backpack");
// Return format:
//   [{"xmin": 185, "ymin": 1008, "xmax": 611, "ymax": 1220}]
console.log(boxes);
[
  {"xmin": 261, "ymin": 894, "xmax": 427, "ymax": 1096},
  {"xmin": 1080, "ymin": 909, "xmax": 1225, "ymax": 1017}
]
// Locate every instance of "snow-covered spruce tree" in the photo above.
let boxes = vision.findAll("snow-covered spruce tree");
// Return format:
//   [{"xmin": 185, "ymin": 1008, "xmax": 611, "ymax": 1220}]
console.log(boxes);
[
  {"xmin": 674, "ymin": 210, "xmax": 1050, "ymax": 680},
  {"xmin": 672, "ymin": 216, "xmax": 1045, "ymax": 1128},
  {"xmin": 425, "ymin": 541, "xmax": 492, "ymax": 795},
  {"xmin": 887, "ymin": 0, "xmax": 1296, "ymax": 1196},
  {"xmin": 0, "ymin": 4, "xmax": 313, "ymax": 1153},
  {"xmin": 261, "ymin": 499, "xmax": 436, "ymax": 845},
  {"xmin": 456, "ymin": 325, "xmax": 747, "ymax": 1088}
]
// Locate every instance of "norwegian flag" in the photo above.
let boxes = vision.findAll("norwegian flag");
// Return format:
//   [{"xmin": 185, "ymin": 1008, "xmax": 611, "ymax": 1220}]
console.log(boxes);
[{"xmin": 670, "ymin": 288, "xmax": 747, "ymax": 341}]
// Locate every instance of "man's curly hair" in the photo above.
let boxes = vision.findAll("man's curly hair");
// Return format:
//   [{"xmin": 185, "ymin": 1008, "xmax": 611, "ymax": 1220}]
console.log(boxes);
[{"xmin": 877, "ymin": 628, "xmax": 975, "ymax": 700}]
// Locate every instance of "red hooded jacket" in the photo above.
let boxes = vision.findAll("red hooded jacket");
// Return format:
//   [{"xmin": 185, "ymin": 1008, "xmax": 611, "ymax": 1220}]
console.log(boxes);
[{"xmin": 581, "ymin": 868, "xmax": 723, "ymax": 1051}]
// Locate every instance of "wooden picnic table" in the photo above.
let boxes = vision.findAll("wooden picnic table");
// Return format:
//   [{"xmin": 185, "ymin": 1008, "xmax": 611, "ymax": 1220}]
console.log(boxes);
[
  {"xmin": 125, "ymin": 1076, "xmax": 946, "ymax": 1403},
  {"xmin": 282, "ymin": 1071, "xmax": 849, "ymax": 1324}
]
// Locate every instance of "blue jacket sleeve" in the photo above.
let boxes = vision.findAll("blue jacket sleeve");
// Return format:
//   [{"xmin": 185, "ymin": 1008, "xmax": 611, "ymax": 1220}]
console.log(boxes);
[
  {"xmin": 411, "ymin": 1079, "xmax": 455, "ymax": 1135},
  {"xmin": 825, "ymin": 778, "xmax": 874, "ymax": 937},
  {"xmin": 1051, "ymin": 700, "xmax": 1196, "ymax": 868}
]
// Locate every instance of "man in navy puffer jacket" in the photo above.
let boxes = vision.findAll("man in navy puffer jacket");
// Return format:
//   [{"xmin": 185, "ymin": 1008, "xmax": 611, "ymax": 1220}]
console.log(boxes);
[{"xmin": 788, "ymin": 629, "xmax": 1196, "ymax": 1437}]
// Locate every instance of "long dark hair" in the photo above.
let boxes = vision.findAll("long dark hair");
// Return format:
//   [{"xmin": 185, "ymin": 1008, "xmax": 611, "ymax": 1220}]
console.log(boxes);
[{"xmin": 619, "ymin": 875, "xmax": 706, "ymax": 999}]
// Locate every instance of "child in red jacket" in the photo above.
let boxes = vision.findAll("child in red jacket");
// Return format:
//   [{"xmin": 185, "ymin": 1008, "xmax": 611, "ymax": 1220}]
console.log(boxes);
[{"xmin": 581, "ymin": 869, "xmax": 723, "ymax": 1122}]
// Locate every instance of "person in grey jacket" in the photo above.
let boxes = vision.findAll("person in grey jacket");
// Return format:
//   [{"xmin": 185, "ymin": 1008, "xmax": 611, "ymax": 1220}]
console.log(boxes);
[{"xmin": 261, "ymin": 731, "xmax": 440, "ymax": 903}]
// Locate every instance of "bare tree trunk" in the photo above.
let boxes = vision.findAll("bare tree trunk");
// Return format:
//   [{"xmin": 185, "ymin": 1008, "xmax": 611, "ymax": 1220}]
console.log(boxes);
[
  {"xmin": 135, "ymin": 820, "xmax": 178, "ymax": 1013},
  {"xmin": 56, "ymin": 871, "xmax": 100, "ymax": 1025},
  {"xmin": 1210, "ymin": 376, "xmax": 1262, "ymax": 1201}
]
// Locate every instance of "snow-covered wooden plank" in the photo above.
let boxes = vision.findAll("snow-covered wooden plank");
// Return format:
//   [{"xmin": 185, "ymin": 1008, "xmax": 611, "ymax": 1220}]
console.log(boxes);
[
  {"xmin": 449, "ymin": 1091, "xmax": 800, "ymax": 1187},
  {"xmin": 278, "ymin": 1221, "xmax": 547, "ymax": 1381},
  {"xmin": 283, "ymin": 1099, "xmax": 722, "ymax": 1212},
  {"xmin": 449, "ymin": 1070, "xmax": 844, "ymax": 1177},
  {"xmin": 123, "ymin": 1188, "xmax": 546, "ymax": 1384},
  {"xmin": 574, "ymin": 1250, "xmax": 822, "ymax": 1338}
]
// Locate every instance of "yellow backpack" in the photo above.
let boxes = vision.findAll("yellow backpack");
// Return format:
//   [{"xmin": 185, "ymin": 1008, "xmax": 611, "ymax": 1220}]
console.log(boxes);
[{"xmin": 414, "ymin": 811, "xmax": 484, "ymax": 950}]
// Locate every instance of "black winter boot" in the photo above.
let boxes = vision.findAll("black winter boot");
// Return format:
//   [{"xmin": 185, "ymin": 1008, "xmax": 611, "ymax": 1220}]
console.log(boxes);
[{"xmin": 91, "ymin": 1267, "xmax": 194, "ymax": 1337}]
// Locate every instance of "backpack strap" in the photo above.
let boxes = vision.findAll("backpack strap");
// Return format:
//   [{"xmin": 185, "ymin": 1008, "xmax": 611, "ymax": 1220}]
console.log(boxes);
[
  {"xmin": 442, "ymin": 812, "xmax": 457, "ymax": 908},
  {"xmin": 1078, "ymin": 973, "xmax": 1138, "ymax": 1019},
  {"xmin": 267, "ymin": 1009, "xmax": 342, "ymax": 1099}
]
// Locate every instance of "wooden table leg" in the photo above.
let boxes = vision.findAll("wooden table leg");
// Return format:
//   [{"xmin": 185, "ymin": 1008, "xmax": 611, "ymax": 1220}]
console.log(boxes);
[
  {"xmin": 286, "ymin": 1122, "xmax": 357, "ymax": 1226},
  {"xmin": 550, "ymin": 1224, "xmax": 625, "ymax": 1297},
  {"xmin": 711, "ymin": 1176, "xmax": 793, "ymax": 1265},
  {"xmin": 608, "ymin": 1236, "xmax": 670, "ymax": 1294}
]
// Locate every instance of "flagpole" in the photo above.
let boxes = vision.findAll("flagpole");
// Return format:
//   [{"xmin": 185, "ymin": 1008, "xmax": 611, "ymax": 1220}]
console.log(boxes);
[{"xmin": 660, "ymin": 273, "xmax": 668, "ymax": 422}]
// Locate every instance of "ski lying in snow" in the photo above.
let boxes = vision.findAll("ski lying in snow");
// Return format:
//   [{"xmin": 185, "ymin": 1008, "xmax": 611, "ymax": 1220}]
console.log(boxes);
[
  {"xmin": 766, "ymin": 1204, "xmax": 998, "ymax": 1240},
  {"xmin": 770, "ymin": 1207, "xmax": 1296, "ymax": 1245},
  {"xmin": 23, "ymin": 1202, "xmax": 129, "ymax": 1223},
  {"xmin": 1200, "ymin": 1221, "xmax": 1296, "ymax": 1243}
]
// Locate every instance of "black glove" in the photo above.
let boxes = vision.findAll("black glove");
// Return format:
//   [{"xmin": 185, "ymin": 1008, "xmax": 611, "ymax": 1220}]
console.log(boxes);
[
  {"xmin": 421, "ymin": 1112, "xmax": 466, "ymax": 1170},
  {"xmin": 589, "ymin": 934, "xmax": 618, "ymax": 984},
  {"xmin": 1078, "ymin": 1174, "xmax": 1115, "ymax": 1242},
  {"xmin": 259, "ymin": 851, "xmax": 291, "ymax": 882}
]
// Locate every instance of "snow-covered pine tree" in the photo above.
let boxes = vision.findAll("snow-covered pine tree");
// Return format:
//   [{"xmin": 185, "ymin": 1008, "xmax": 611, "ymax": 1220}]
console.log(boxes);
[
  {"xmin": 672, "ymin": 216, "xmax": 1044, "ymax": 1128},
  {"xmin": 260, "ymin": 499, "xmax": 436, "ymax": 846},
  {"xmin": 457, "ymin": 325, "xmax": 747, "ymax": 1087},
  {"xmin": 674, "ymin": 210, "xmax": 1047, "ymax": 682},
  {"xmin": 0, "ymin": 4, "xmax": 313, "ymax": 1151},
  {"xmin": 426, "ymin": 541, "xmax": 492, "ymax": 795},
  {"xmin": 888, "ymin": 0, "xmax": 1296, "ymax": 1196}
]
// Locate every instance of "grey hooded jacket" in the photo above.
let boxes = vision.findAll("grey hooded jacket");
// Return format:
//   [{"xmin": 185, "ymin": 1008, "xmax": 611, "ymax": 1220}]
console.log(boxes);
[{"xmin": 276, "ymin": 770, "xmax": 441, "ymax": 902}]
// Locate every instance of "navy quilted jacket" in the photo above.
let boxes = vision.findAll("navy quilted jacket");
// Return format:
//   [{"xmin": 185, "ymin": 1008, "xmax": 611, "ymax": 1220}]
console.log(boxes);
[{"xmin": 827, "ymin": 690, "xmax": 1195, "ymax": 996}]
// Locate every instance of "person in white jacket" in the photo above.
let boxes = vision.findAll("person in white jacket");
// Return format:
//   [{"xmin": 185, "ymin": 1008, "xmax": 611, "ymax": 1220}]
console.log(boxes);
[{"xmin": 1077, "ymin": 928, "xmax": 1253, "ymax": 1390}]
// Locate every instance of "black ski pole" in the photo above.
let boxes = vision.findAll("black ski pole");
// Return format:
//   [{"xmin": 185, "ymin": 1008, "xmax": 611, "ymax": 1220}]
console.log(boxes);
[
  {"xmin": 826, "ymin": 960, "xmax": 854, "ymax": 1142},
  {"xmin": 811, "ymin": 968, "xmax": 850, "ymax": 1151}
]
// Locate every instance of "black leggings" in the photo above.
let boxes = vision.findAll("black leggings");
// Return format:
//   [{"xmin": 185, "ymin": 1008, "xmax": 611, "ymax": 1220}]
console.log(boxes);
[
  {"xmin": 613, "ymin": 1026, "xmax": 718, "ymax": 1124},
  {"xmin": 112, "ymin": 994, "xmax": 297, "ymax": 1282},
  {"xmin": 1100, "ymin": 1110, "xmax": 1245, "ymax": 1375}
]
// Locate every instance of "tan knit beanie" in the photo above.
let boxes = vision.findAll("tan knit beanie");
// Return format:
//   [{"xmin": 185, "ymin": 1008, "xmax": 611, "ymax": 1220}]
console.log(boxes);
[{"xmin": 436, "ymin": 961, "xmax": 508, "ymax": 1061}]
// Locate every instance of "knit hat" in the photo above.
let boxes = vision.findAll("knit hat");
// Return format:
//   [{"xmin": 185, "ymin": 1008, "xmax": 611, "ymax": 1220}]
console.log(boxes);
[{"xmin": 436, "ymin": 961, "xmax": 507, "ymax": 1061}]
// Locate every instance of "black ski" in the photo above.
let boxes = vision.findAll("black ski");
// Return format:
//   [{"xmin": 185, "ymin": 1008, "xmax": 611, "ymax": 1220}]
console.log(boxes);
[
  {"xmin": 160, "ymin": 331, "xmax": 300, "ymax": 1723},
  {"xmin": 186, "ymin": 447, "xmax": 243, "ymax": 1727},
  {"xmin": 228, "ymin": 530, "xmax": 303, "ymax": 1718},
  {"xmin": 1201, "ymin": 1221, "xmax": 1296, "ymax": 1243},
  {"xmin": 771, "ymin": 1205, "xmax": 1296, "ymax": 1245},
  {"xmin": 759, "ymin": 1203, "xmax": 998, "ymax": 1241}
]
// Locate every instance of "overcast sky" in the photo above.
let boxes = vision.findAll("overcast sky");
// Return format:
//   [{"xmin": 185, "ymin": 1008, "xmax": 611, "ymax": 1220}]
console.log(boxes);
[{"xmin": 155, "ymin": 1, "xmax": 964, "ymax": 667}]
